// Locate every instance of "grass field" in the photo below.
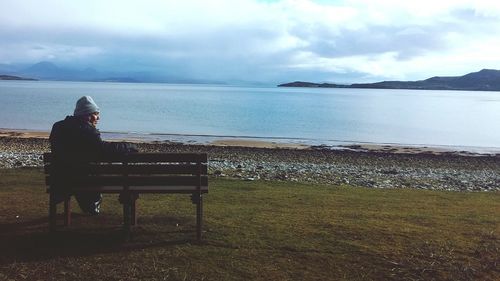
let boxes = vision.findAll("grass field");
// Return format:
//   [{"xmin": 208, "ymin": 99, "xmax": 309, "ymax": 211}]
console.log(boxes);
[{"xmin": 0, "ymin": 168, "xmax": 498, "ymax": 281}]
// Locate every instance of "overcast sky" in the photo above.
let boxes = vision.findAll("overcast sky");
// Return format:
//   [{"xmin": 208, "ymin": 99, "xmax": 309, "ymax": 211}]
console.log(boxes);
[{"xmin": 2, "ymin": 0, "xmax": 500, "ymax": 84}]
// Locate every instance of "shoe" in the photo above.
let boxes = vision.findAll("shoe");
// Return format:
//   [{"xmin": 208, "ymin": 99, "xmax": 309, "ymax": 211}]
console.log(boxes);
[
  {"xmin": 89, "ymin": 196, "xmax": 101, "ymax": 215},
  {"xmin": 83, "ymin": 195, "xmax": 101, "ymax": 216},
  {"xmin": 75, "ymin": 193, "xmax": 102, "ymax": 215}
]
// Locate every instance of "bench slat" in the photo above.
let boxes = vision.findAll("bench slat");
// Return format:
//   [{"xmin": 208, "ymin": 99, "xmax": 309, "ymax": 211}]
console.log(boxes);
[
  {"xmin": 47, "ymin": 186, "xmax": 208, "ymax": 193},
  {"xmin": 125, "ymin": 153, "xmax": 207, "ymax": 163},
  {"xmin": 45, "ymin": 163, "xmax": 208, "ymax": 175},
  {"xmin": 46, "ymin": 175, "xmax": 208, "ymax": 187},
  {"xmin": 43, "ymin": 153, "xmax": 207, "ymax": 164}
]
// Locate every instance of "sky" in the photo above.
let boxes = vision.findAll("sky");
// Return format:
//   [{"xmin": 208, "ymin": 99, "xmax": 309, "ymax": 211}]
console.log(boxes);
[{"xmin": 1, "ymin": 0, "xmax": 500, "ymax": 84}]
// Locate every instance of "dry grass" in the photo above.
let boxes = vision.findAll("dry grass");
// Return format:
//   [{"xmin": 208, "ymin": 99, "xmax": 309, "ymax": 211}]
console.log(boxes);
[{"xmin": 0, "ymin": 168, "xmax": 498, "ymax": 281}]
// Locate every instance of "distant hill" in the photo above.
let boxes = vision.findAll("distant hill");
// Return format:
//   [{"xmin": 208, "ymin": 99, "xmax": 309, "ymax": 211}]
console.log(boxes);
[
  {"xmin": 278, "ymin": 69, "xmax": 500, "ymax": 91},
  {"xmin": 22, "ymin": 61, "xmax": 102, "ymax": 81},
  {"xmin": 0, "ymin": 61, "xmax": 224, "ymax": 84},
  {"xmin": 278, "ymin": 81, "xmax": 350, "ymax": 88},
  {"xmin": 0, "ymin": 75, "xmax": 37, "ymax": 81}
]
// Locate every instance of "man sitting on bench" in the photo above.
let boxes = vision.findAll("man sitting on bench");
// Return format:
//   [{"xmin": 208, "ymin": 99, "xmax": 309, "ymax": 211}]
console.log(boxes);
[{"xmin": 49, "ymin": 96, "xmax": 137, "ymax": 215}]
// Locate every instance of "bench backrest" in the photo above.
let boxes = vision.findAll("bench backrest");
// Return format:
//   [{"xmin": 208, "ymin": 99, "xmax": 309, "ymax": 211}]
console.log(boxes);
[{"xmin": 43, "ymin": 153, "xmax": 208, "ymax": 193}]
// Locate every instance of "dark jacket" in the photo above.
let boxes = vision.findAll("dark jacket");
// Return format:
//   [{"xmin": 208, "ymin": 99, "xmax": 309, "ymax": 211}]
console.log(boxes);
[
  {"xmin": 49, "ymin": 115, "xmax": 137, "ymax": 206},
  {"xmin": 50, "ymin": 116, "xmax": 137, "ymax": 161},
  {"xmin": 50, "ymin": 115, "xmax": 137, "ymax": 164}
]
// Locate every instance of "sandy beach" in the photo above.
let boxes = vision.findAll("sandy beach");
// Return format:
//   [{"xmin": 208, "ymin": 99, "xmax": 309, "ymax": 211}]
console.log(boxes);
[
  {"xmin": 0, "ymin": 129, "xmax": 499, "ymax": 191},
  {"xmin": 0, "ymin": 129, "xmax": 49, "ymax": 139},
  {"xmin": 2, "ymin": 128, "xmax": 499, "ymax": 155}
]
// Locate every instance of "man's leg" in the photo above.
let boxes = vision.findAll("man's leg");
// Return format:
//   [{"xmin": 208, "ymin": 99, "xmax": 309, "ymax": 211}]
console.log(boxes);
[{"xmin": 75, "ymin": 192, "xmax": 102, "ymax": 215}]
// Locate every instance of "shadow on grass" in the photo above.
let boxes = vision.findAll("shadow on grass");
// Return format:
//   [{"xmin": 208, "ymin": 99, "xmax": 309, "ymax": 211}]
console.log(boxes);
[{"xmin": 0, "ymin": 214, "xmax": 198, "ymax": 265}]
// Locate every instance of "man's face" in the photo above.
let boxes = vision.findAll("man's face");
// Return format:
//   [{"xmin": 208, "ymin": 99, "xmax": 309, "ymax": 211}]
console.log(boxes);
[{"xmin": 88, "ymin": 112, "xmax": 100, "ymax": 127}]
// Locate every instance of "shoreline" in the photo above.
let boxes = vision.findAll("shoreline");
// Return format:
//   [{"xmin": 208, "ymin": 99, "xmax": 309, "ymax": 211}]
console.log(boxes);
[
  {"xmin": 0, "ymin": 131, "xmax": 499, "ymax": 192},
  {"xmin": 1, "ymin": 128, "xmax": 499, "ymax": 157}
]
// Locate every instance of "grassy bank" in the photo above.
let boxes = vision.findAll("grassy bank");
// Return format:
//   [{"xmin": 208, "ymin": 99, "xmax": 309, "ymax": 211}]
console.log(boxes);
[{"xmin": 0, "ymin": 168, "xmax": 498, "ymax": 281}]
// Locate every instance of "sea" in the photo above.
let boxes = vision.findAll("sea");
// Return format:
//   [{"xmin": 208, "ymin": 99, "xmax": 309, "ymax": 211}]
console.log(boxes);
[{"xmin": 1, "ymin": 80, "xmax": 500, "ymax": 152}]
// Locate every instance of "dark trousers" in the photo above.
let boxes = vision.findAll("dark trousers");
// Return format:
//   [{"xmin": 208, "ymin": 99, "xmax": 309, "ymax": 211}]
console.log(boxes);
[{"xmin": 75, "ymin": 192, "xmax": 102, "ymax": 214}]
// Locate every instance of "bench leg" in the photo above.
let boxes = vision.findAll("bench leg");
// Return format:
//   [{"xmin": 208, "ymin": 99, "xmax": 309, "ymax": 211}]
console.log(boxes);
[
  {"xmin": 64, "ymin": 196, "xmax": 71, "ymax": 226},
  {"xmin": 120, "ymin": 192, "xmax": 138, "ymax": 239},
  {"xmin": 196, "ymin": 194, "xmax": 203, "ymax": 241},
  {"xmin": 121, "ymin": 193, "xmax": 139, "ymax": 226},
  {"xmin": 49, "ymin": 193, "xmax": 57, "ymax": 233},
  {"xmin": 122, "ymin": 200, "xmax": 132, "ymax": 241},
  {"xmin": 131, "ymin": 194, "xmax": 138, "ymax": 226},
  {"xmin": 123, "ymin": 199, "xmax": 131, "ymax": 231}
]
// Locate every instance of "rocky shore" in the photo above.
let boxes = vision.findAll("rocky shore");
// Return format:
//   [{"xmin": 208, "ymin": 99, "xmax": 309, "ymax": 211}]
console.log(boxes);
[{"xmin": 0, "ymin": 136, "xmax": 499, "ymax": 192}]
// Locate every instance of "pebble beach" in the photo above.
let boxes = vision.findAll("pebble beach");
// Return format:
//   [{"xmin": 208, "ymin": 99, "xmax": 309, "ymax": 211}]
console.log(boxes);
[{"xmin": 0, "ymin": 131, "xmax": 499, "ymax": 192}]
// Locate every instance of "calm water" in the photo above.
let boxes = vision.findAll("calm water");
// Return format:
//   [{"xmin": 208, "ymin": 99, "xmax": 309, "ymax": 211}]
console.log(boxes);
[{"xmin": 1, "ymin": 80, "xmax": 500, "ymax": 148}]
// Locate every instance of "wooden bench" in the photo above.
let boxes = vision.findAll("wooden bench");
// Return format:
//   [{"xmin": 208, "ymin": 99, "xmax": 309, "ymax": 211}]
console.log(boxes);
[{"xmin": 43, "ymin": 152, "xmax": 208, "ymax": 240}]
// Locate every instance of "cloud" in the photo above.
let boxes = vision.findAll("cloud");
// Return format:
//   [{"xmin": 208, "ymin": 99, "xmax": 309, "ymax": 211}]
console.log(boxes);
[{"xmin": 1, "ymin": 0, "xmax": 500, "ymax": 83}]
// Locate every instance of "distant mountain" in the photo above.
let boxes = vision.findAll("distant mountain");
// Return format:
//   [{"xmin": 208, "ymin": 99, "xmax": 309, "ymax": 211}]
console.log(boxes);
[
  {"xmin": 24, "ymin": 61, "xmax": 60, "ymax": 74},
  {"xmin": 0, "ymin": 74, "xmax": 37, "ymax": 81},
  {"xmin": 21, "ymin": 61, "xmax": 102, "ymax": 81},
  {"xmin": 0, "ymin": 61, "xmax": 224, "ymax": 84},
  {"xmin": 278, "ymin": 69, "xmax": 500, "ymax": 91}
]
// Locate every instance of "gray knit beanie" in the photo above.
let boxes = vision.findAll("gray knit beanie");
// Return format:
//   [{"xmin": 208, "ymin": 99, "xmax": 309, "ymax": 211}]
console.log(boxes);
[{"xmin": 74, "ymin": 96, "xmax": 100, "ymax": 116}]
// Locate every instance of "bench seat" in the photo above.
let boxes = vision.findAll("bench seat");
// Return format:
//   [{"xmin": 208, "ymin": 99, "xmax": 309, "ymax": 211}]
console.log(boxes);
[
  {"xmin": 43, "ymin": 152, "xmax": 209, "ymax": 240},
  {"xmin": 48, "ymin": 186, "xmax": 208, "ymax": 193}
]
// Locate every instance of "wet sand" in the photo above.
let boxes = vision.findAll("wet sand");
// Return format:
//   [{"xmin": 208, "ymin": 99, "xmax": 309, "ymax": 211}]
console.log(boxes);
[
  {"xmin": 0, "ymin": 129, "xmax": 49, "ymax": 139},
  {"xmin": 210, "ymin": 139, "xmax": 310, "ymax": 149},
  {"xmin": 1, "ymin": 129, "xmax": 498, "ymax": 156}
]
